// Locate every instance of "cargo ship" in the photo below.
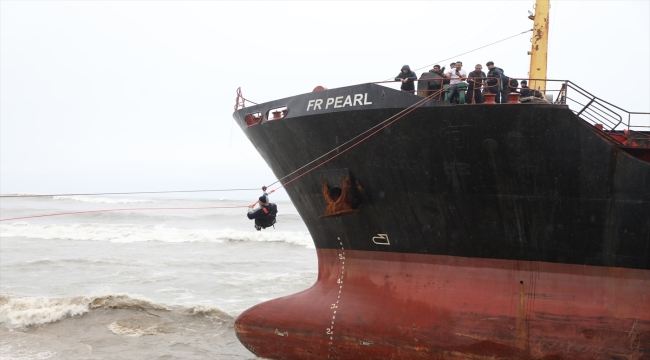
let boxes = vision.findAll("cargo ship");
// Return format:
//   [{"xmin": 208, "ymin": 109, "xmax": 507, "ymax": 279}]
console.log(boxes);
[{"xmin": 232, "ymin": 1, "xmax": 650, "ymax": 358}]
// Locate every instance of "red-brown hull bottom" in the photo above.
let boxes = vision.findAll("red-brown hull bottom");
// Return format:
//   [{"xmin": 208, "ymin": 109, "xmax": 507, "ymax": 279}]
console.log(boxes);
[{"xmin": 235, "ymin": 249, "xmax": 650, "ymax": 359}]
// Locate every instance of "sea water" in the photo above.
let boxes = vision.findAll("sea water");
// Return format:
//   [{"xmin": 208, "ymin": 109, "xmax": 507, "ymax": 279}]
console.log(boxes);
[{"xmin": 0, "ymin": 196, "xmax": 317, "ymax": 359}]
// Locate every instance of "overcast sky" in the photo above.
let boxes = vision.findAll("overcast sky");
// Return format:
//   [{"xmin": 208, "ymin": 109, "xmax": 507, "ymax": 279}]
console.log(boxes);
[{"xmin": 1, "ymin": 1, "xmax": 649, "ymax": 201}]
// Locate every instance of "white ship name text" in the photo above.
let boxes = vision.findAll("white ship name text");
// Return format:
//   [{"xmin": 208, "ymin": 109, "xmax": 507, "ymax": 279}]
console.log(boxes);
[{"xmin": 306, "ymin": 93, "xmax": 372, "ymax": 111}]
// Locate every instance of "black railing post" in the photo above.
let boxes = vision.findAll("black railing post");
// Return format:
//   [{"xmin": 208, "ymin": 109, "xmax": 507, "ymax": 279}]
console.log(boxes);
[{"xmin": 577, "ymin": 98, "xmax": 595, "ymax": 117}]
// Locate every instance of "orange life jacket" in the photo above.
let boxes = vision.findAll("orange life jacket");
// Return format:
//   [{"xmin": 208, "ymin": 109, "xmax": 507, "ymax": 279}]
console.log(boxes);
[
  {"xmin": 261, "ymin": 206, "xmax": 275, "ymax": 217},
  {"xmin": 258, "ymin": 205, "xmax": 277, "ymax": 229}
]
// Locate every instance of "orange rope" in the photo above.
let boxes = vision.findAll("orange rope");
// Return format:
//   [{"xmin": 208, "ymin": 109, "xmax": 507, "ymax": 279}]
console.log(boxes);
[
  {"xmin": 267, "ymin": 88, "xmax": 445, "ymax": 193},
  {"xmin": 0, "ymin": 206, "xmax": 249, "ymax": 222},
  {"xmin": 2, "ymin": 88, "xmax": 444, "ymax": 222}
]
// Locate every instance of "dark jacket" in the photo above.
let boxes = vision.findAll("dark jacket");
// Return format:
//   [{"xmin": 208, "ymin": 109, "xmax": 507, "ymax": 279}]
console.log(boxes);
[
  {"xmin": 467, "ymin": 70, "xmax": 486, "ymax": 89},
  {"xmin": 507, "ymin": 78, "xmax": 519, "ymax": 92},
  {"xmin": 520, "ymin": 85, "xmax": 543, "ymax": 98},
  {"xmin": 428, "ymin": 69, "xmax": 446, "ymax": 77},
  {"xmin": 428, "ymin": 69, "xmax": 449, "ymax": 85},
  {"xmin": 395, "ymin": 65, "xmax": 417, "ymax": 91},
  {"xmin": 247, "ymin": 203, "xmax": 278, "ymax": 228},
  {"xmin": 486, "ymin": 67, "xmax": 504, "ymax": 90}
]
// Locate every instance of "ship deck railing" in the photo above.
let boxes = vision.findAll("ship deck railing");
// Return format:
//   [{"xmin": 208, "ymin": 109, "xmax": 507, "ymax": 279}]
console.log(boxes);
[
  {"xmin": 234, "ymin": 78, "xmax": 649, "ymax": 140},
  {"xmin": 375, "ymin": 77, "xmax": 649, "ymax": 134},
  {"xmin": 545, "ymin": 79, "xmax": 649, "ymax": 134}
]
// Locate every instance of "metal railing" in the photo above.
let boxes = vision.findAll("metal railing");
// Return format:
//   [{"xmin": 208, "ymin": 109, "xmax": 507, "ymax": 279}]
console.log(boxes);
[
  {"xmin": 383, "ymin": 76, "xmax": 650, "ymax": 132},
  {"xmin": 566, "ymin": 80, "xmax": 649, "ymax": 132},
  {"xmin": 234, "ymin": 87, "xmax": 258, "ymax": 111},
  {"xmin": 375, "ymin": 76, "xmax": 502, "ymax": 103},
  {"xmin": 235, "ymin": 78, "xmax": 649, "ymax": 133},
  {"xmin": 507, "ymin": 79, "xmax": 649, "ymax": 133}
]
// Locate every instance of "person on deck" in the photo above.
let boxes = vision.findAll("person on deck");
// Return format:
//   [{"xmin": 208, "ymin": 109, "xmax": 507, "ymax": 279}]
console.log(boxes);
[
  {"xmin": 446, "ymin": 61, "xmax": 467, "ymax": 104},
  {"xmin": 429, "ymin": 64, "xmax": 446, "ymax": 77},
  {"xmin": 467, "ymin": 64, "xmax": 486, "ymax": 104},
  {"xmin": 502, "ymin": 77, "xmax": 519, "ymax": 101},
  {"xmin": 519, "ymin": 80, "xmax": 543, "ymax": 98},
  {"xmin": 247, "ymin": 194, "xmax": 278, "ymax": 231},
  {"xmin": 446, "ymin": 62, "xmax": 456, "ymax": 85},
  {"xmin": 508, "ymin": 78, "xmax": 520, "ymax": 93},
  {"xmin": 427, "ymin": 64, "xmax": 447, "ymax": 100},
  {"xmin": 486, "ymin": 61, "xmax": 504, "ymax": 103},
  {"xmin": 520, "ymin": 80, "xmax": 531, "ymax": 97},
  {"xmin": 395, "ymin": 65, "xmax": 417, "ymax": 94}
]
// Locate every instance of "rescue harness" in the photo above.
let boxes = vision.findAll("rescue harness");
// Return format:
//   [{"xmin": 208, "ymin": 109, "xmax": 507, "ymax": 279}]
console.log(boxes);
[{"xmin": 258, "ymin": 206, "xmax": 277, "ymax": 229}]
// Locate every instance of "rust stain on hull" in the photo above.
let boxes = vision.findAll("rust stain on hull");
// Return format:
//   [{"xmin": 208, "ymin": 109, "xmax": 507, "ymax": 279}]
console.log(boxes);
[{"xmin": 517, "ymin": 280, "xmax": 529, "ymax": 353}]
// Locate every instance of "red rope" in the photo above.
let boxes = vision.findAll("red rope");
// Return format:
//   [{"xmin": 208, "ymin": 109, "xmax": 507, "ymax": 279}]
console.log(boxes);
[
  {"xmin": 0, "ymin": 188, "xmax": 262, "ymax": 198},
  {"xmin": 269, "ymin": 89, "xmax": 441, "ymax": 193},
  {"xmin": 0, "ymin": 206, "xmax": 249, "ymax": 222},
  {"xmin": 3, "ymin": 89, "xmax": 442, "ymax": 222}
]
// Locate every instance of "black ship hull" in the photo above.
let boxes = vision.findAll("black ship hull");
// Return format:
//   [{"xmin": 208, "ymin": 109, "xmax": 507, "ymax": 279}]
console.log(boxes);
[
  {"xmin": 234, "ymin": 84, "xmax": 650, "ymax": 269},
  {"xmin": 232, "ymin": 84, "xmax": 650, "ymax": 359}
]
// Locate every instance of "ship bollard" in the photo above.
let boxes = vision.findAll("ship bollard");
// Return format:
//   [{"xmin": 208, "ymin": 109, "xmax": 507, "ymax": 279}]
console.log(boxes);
[
  {"xmin": 508, "ymin": 92, "xmax": 521, "ymax": 104},
  {"xmin": 484, "ymin": 93, "xmax": 497, "ymax": 104}
]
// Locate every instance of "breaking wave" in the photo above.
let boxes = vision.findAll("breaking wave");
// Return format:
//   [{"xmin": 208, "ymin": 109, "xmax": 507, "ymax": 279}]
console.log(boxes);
[
  {"xmin": 0, "ymin": 222, "xmax": 314, "ymax": 247},
  {"xmin": 0, "ymin": 293, "xmax": 233, "ymax": 330}
]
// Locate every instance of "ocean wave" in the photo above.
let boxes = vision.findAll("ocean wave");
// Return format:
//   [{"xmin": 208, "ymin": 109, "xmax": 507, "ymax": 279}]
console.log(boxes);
[
  {"xmin": 0, "ymin": 222, "xmax": 314, "ymax": 247},
  {"xmin": 0, "ymin": 293, "xmax": 92, "ymax": 329},
  {"xmin": 51, "ymin": 196, "xmax": 155, "ymax": 204},
  {"xmin": 0, "ymin": 293, "xmax": 233, "ymax": 330}
]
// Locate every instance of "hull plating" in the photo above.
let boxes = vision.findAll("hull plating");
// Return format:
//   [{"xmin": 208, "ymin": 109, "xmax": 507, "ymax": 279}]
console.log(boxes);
[{"xmin": 236, "ymin": 249, "xmax": 650, "ymax": 359}]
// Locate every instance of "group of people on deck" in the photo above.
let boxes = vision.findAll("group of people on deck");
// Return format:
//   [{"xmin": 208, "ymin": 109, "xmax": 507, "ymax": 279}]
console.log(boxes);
[{"xmin": 395, "ymin": 61, "xmax": 539, "ymax": 104}]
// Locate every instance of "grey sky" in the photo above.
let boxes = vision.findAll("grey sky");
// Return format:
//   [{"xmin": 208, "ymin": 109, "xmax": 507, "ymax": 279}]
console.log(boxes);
[{"xmin": 1, "ymin": 1, "xmax": 649, "ymax": 201}]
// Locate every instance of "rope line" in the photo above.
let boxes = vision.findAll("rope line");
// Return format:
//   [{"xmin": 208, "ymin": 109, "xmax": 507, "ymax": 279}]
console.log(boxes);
[
  {"xmin": 383, "ymin": 29, "xmax": 533, "ymax": 81},
  {"xmin": 3, "ymin": 32, "xmax": 530, "ymax": 202},
  {"xmin": 264, "ymin": 31, "xmax": 533, "ymax": 187},
  {"xmin": 269, "ymin": 88, "xmax": 444, "ymax": 193},
  {"xmin": 262, "ymin": 31, "xmax": 532, "ymax": 188},
  {"xmin": 0, "ymin": 206, "xmax": 250, "ymax": 222},
  {"xmin": 266, "ymin": 89, "xmax": 443, "ymax": 188},
  {"xmin": 0, "ymin": 188, "xmax": 261, "ymax": 198},
  {"xmin": 1, "ymin": 88, "xmax": 444, "ymax": 222}
]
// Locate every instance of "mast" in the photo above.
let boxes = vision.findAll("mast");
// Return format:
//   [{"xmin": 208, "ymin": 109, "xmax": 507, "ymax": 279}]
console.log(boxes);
[{"xmin": 528, "ymin": 0, "xmax": 550, "ymax": 94}]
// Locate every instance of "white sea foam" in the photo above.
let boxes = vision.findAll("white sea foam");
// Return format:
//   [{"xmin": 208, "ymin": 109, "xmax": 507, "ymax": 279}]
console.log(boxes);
[
  {"xmin": 0, "ymin": 294, "xmax": 91, "ymax": 329},
  {"xmin": 108, "ymin": 321, "xmax": 163, "ymax": 337},
  {"xmin": 0, "ymin": 222, "xmax": 314, "ymax": 247},
  {"xmin": 52, "ymin": 196, "xmax": 155, "ymax": 204},
  {"xmin": 0, "ymin": 293, "xmax": 233, "ymax": 330}
]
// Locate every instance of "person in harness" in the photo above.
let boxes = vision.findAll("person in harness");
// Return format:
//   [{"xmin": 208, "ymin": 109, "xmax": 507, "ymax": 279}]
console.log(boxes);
[{"xmin": 247, "ymin": 193, "xmax": 277, "ymax": 231}]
